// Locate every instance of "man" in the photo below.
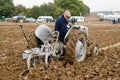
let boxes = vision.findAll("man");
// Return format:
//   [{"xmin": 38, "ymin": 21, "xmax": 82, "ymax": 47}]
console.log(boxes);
[{"xmin": 54, "ymin": 10, "xmax": 71, "ymax": 42}]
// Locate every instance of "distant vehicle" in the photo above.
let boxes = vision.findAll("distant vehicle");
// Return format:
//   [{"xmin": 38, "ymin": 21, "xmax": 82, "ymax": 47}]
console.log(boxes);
[
  {"xmin": 5, "ymin": 18, "xmax": 12, "ymax": 22},
  {"xmin": 97, "ymin": 11, "xmax": 120, "ymax": 23},
  {"xmin": 12, "ymin": 14, "xmax": 26, "ymax": 23},
  {"xmin": 97, "ymin": 11, "xmax": 112, "ymax": 21},
  {"xmin": 37, "ymin": 16, "xmax": 53, "ymax": 23},
  {"xmin": 26, "ymin": 18, "xmax": 36, "ymax": 23},
  {"xmin": 69, "ymin": 16, "xmax": 85, "ymax": 22}
]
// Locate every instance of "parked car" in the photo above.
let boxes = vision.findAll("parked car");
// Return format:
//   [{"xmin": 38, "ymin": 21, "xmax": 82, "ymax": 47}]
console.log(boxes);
[
  {"xmin": 37, "ymin": 16, "xmax": 53, "ymax": 23},
  {"xmin": 5, "ymin": 18, "xmax": 12, "ymax": 22},
  {"xmin": 69, "ymin": 16, "xmax": 85, "ymax": 23},
  {"xmin": 12, "ymin": 14, "xmax": 26, "ymax": 23},
  {"xmin": 26, "ymin": 18, "xmax": 36, "ymax": 23}
]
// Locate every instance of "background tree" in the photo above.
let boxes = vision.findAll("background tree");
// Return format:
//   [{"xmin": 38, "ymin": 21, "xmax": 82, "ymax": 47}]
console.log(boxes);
[
  {"xmin": 38, "ymin": 3, "xmax": 56, "ymax": 16},
  {"xmin": 0, "ymin": 0, "xmax": 14, "ymax": 18},
  {"xmin": 26, "ymin": 8, "xmax": 33, "ymax": 18},
  {"xmin": 26, "ymin": 3, "xmax": 56, "ymax": 19},
  {"xmin": 31, "ymin": 6, "xmax": 40, "ymax": 19},
  {"xmin": 13, "ymin": 5, "xmax": 26, "ymax": 16},
  {"xmin": 0, "ymin": 0, "xmax": 89, "ymax": 19},
  {"xmin": 53, "ymin": 7, "xmax": 64, "ymax": 18},
  {"xmin": 54, "ymin": 0, "xmax": 90, "ymax": 16}
]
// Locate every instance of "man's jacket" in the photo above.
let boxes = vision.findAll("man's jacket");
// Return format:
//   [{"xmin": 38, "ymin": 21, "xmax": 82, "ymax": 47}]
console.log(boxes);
[{"xmin": 54, "ymin": 14, "xmax": 68, "ymax": 42}]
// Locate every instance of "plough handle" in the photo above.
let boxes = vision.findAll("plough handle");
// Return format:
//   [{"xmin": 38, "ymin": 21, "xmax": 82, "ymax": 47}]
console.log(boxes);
[{"xmin": 19, "ymin": 25, "xmax": 30, "ymax": 48}]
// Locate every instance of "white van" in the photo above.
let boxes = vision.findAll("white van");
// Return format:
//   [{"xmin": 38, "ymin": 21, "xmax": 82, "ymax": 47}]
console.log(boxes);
[
  {"xmin": 37, "ymin": 16, "xmax": 53, "ymax": 22},
  {"xmin": 70, "ymin": 16, "xmax": 84, "ymax": 22}
]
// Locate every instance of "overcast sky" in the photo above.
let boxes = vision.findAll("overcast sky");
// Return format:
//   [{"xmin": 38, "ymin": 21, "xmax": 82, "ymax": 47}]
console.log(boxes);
[{"xmin": 13, "ymin": 0, "xmax": 120, "ymax": 12}]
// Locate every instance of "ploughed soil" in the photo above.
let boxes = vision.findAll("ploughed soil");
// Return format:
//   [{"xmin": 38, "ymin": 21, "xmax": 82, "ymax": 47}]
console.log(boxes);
[{"xmin": 0, "ymin": 21, "xmax": 120, "ymax": 80}]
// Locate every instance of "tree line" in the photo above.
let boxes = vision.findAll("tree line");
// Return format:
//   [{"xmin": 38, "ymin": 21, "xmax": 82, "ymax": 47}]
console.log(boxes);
[{"xmin": 0, "ymin": 0, "xmax": 90, "ymax": 19}]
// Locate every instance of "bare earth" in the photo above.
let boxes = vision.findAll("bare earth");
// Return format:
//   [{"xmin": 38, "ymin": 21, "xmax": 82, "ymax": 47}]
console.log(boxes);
[{"xmin": 0, "ymin": 20, "xmax": 120, "ymax": 80}]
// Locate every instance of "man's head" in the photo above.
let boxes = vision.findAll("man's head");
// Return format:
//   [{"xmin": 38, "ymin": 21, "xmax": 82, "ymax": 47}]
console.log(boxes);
[{"xmin": 64, "ymin": 10, "xmax": 71, "ymax": 21}]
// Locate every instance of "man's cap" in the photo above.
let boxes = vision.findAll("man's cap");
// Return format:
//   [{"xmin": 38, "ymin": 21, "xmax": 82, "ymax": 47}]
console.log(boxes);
[{"xmin": 64, "ymin": 10, "xmax": 71, "ymax": 17}]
